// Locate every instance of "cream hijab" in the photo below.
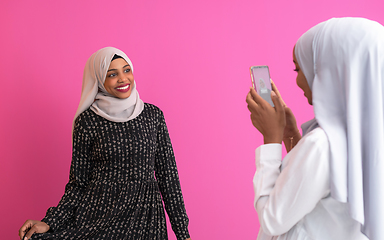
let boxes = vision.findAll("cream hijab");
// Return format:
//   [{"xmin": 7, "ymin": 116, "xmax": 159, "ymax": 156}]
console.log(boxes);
[
  {"xmin": 73, "ymin": 47, "xmax": 144, "ymax": 128},
  {"xmin": 295, "ymin": 18, "xmax": 384, "ymax": 239}
]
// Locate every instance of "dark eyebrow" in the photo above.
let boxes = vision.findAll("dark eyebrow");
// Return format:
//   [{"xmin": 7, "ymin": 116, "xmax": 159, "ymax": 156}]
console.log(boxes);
[{"xmin": 107, "ymin": 65, "xmax": 130, "ymax": 73}]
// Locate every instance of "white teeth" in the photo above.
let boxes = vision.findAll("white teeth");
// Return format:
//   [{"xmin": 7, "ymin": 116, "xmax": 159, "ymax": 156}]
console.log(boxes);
[{"xmin": 117, "ymin": 85, "xmax": 129, "ymax": 90}]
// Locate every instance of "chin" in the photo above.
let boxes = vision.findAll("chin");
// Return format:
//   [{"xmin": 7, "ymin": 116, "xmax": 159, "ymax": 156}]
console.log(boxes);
[
  {"xmin": 121, "ymin": 92, "xmax": 132, "ymax": 99},
  {"xmin": 118, "ymin": 94, "xmax": 131, "ymax": 99},
  {"xmin": 114, "ymin": 90, "xmax": 132, "ymax": 99}
]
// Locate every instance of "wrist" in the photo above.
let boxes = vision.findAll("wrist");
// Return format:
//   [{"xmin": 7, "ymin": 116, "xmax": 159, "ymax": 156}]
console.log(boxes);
[
  {"xmin": 283, "ymin": 129, "xmax": 301, "ymax": 141},
  {"xmin": 263, "ymin": 135, "xmax": 283, "ymax": 144}
]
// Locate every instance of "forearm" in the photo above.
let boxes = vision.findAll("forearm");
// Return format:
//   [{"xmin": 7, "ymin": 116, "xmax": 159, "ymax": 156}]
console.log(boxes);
[
  {"xmin": 41, "ymin": 181, "xmax": 82, "ymax": 231},
  {"xmin": 156, "ymin": 158, "xmax": 190, "ymax": 239},
  {"xmin": 253, "ymin": 144, "xmax": 283, "ymax": 235}
]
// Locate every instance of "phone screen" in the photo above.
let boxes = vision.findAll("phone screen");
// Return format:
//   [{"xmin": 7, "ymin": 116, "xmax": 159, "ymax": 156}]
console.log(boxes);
[{"xmin": 250, "ymin": 66, "xmax": 274, "ymax": 107}]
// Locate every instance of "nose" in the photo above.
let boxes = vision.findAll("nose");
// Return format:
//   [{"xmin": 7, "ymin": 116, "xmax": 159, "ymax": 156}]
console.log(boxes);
[{"xmin": 118, "ymin": 75, "xmax": 128, "ymax": 83}]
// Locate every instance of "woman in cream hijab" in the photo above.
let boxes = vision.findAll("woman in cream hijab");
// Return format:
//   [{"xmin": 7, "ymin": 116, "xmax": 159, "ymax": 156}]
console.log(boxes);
[
  {"xmin": 247, "ymin": 18, "xmax": 384, "ymax": 239},
  {"xmin": 19, "ymin": 47, "xmax": 191, "ymax": 240}
]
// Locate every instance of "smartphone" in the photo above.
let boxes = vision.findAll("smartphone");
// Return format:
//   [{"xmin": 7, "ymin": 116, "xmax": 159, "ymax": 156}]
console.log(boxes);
[{"xmin": 250, "ymin": 65, "xmax": 274, "ymax": 107}]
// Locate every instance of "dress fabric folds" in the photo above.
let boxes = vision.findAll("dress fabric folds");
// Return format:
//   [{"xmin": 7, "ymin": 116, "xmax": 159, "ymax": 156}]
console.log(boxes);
[{"xmin": 31, "ymin": 103, "xmax": 190, "ymax": 240}]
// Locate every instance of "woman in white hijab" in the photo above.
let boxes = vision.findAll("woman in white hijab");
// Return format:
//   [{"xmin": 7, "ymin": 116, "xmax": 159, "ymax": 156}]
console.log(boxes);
[
  {"xmin": 246, "ymin": 17, "xmax": 384, "ymax": 240},
  {"xmin": 19, "ymin": 47, "xmax": 191, "ymax": 240}
]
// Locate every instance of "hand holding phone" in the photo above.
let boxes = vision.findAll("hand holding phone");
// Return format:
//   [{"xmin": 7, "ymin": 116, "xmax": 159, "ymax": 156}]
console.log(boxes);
[{"xmin": 250, "ymin": 66, "xmax": 274, "ymax": 107}]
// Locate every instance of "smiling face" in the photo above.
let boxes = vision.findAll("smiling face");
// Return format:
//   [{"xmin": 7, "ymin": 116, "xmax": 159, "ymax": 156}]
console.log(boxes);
[
  {"xmin": 104, "ymin": 57, "xmax": 134, "ymax": 99},
  {"xmin": 293, "ymin": 47, "xmax": 313, "ymax": 105}
]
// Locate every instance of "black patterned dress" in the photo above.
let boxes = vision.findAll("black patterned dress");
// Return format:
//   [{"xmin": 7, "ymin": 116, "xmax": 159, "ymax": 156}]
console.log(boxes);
[{"xmin": 32, "ymin": 103, "xmax": 190, "ymax": 240}]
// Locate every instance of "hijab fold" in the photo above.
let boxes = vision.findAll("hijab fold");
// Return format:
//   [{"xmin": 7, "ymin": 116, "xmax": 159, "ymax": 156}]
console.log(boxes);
[
  {"xmin": 73, "ymin": 47, "xmax": 144, "ymax": 128},
  {"xmin": 295, "ymin": 18, "xmax": 384, "ymax": 240}
]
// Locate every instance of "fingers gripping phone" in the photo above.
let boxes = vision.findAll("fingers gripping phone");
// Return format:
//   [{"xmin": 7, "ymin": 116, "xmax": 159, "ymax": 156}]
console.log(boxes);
[{"xmin": 250, "ymin": 65, "xmax": 274, "ymax": 107}]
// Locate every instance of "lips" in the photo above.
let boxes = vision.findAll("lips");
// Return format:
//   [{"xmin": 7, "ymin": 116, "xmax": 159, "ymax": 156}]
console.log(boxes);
[{"xmin": 115, "ymin": 84, "xmax": 130, "ymax": 93}]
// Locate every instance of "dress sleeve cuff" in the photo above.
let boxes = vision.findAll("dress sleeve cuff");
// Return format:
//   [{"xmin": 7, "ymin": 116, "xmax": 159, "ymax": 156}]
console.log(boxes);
[
  {"xmin": 41, "ymin": 207, "xmax": 58, "ymax": 232},
  {"xmin": 255, "ymin": 143, "xmax": 282, "ymax": 168},
  {"xmin": 175, "ymin": 228, "xmax": 190, "ymax": 240},
  {"xmin": 254, "ymin": 144, "xmax": 282, "ymax": 198},
  {"xmin": 41, "ymin": 216, "xmax": 56, "ymax": 232}
]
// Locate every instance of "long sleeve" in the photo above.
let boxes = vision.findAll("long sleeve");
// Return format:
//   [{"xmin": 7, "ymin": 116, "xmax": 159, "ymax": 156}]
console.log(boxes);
[
  {"xmin": 41, "ymin": 114, "xmax": 93, "ymax": 231},
  {"xmin": 154, "ymin": 111, "xmax": 190, "ymax": 240},
  {"xmin": 253, "ymin": 128, "xmax": 330, "ymax": 236}
]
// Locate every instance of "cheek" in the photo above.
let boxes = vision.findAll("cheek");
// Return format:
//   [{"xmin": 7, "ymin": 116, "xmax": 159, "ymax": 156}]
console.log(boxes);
[
  {"xmin": 296, "ymin": 73, "xmax": 306, "ymax": 90},
  {"xmin": 128, "ymin": 73, "xmax": 134, "ymax": 80},
  {"xmin": 104, "ymin": 79, "xmax": 114, "ymax": 88},
  {"xmin": 296, "ymin": 76, "xmax": 302, "ymax": 89}
]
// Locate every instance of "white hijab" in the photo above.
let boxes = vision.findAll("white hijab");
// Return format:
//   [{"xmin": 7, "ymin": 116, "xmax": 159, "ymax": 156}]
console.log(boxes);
[
  {"xmin": 73, "ymin": 47, "xmax": 144, "ymax": 128},
  {"xmin": 295, "ymin": 18, "xmax": 384, "ymax": 239}
]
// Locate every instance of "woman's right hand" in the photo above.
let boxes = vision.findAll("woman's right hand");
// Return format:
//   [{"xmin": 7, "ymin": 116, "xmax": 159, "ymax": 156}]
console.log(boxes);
[
  {"xmin": 246, "ymin": 87, "xmax": 286, "ymax": 144},
  {"xmin": 271, "ymin": 80, "xmax": 300, "ymax": 138},
  {"xmin": 19, "ymin": 220, "xmax": 49, "ymax": 240},
  {"xmin": 271, "ymin": 80, "xmax": 301, "ymax": 150}
]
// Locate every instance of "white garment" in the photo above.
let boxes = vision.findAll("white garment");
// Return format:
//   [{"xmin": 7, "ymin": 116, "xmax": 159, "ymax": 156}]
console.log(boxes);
[
  {"xmin": 295, "ymin": 18, "xmax": 384, "ymax": 238},
  {"xmin": 254, "ymin": 127, "xmax": 367, "ymax": 240}
]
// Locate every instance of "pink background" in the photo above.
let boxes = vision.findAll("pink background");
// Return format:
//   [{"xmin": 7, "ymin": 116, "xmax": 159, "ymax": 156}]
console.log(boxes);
[{"xmin": 1, "ymin": 1, "xmax": 383, "ymax": 239}]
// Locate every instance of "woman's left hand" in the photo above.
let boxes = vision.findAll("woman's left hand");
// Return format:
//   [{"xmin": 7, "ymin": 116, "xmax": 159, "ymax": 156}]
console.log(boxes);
[
  {"xmin": 246, "ymin": 87, "xmax": 286, "ymax": 144},
  {"xmin": 19, "ymin": 220, "xmax": 49, "ymax": 240}
]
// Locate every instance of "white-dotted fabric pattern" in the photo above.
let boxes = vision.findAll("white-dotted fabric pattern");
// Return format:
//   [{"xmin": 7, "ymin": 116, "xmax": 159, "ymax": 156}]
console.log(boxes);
[{"xmin": 32, "ymin": 103, "xmax": 189, "ymax": 240}]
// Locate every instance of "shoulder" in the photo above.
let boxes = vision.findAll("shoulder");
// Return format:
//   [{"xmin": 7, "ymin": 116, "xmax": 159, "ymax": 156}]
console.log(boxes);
[
  {"xmin": 144, "ymin": 102, "xmax": 163, "ymax": 113},
  {"xmin": 75, "ymin": 109, "xmax": 92, "ymax": 125},
  {"xmin": 76, "ymin": 108, "xmax": 100, "ymax": 120},
  {"xmin": 74, "ymin": 108, "xmax": 100, "ymax": 130},
  {"xmin": 301, "ymin": 127, "xmax": 328, "ymax": 148},
  {"xmin": 143, "ymin": 102, "xmax": 165, "ymax": 119},
  {"xmin": 283, "ymin": 127, "xmax": 329, "ymax": 168}
]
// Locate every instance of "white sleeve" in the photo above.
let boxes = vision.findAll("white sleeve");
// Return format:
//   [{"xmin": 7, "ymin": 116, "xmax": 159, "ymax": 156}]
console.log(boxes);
[{"xmin": 253, "ymin": 128, "xmax": 330, "ymax": 236}]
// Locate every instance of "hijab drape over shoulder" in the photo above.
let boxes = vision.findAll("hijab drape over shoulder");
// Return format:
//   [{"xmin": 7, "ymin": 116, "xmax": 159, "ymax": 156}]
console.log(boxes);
[
  {"xmin": 73, "ymin": 47, "xmax": 144, "ymax": 128},
  {"xmin": 295, "ymin": 18, "xmax": 384, "ymax": 240}
]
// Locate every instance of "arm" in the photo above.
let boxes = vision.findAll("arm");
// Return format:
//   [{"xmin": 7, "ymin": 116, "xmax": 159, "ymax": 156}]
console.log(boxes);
[
  {"xmin": 254, "ymin": 128, "xmax": 330, "ymax": 236},
  {"xmin": 154, "ymin": 111, "xmax": 190, "ymax": 240},
  {"xmin": 41, "ymin": 114, "xmax": 93, "ymax": 231}
]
